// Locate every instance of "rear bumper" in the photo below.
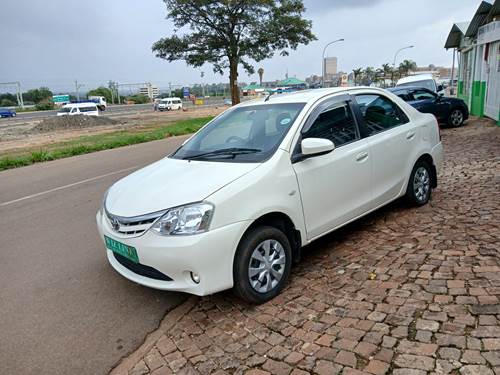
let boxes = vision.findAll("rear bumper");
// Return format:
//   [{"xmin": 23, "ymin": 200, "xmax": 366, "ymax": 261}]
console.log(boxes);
[
  {"xmin": 431, "ymin": 142, "xmax": 444, "ymax": 175},
  {"xmin": 96, "ymin": 210, "xmax": 249, "ymax": 296}
]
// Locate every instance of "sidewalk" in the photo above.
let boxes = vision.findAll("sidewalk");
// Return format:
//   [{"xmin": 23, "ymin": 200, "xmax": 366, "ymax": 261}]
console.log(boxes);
[{"xmin": 113, "ymin": 117, "xmax": 500, "ymax": 375}]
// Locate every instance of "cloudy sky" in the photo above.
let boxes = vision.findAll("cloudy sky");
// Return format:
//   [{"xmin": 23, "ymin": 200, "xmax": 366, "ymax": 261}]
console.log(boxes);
[{"xmin": 0, "ymin": 0, "xmax": 480, "ymax": 92}]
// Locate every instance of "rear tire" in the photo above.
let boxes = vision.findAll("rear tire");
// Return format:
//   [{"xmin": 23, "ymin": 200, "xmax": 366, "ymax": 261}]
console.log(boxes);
[
  {"xmin": 406, "ymin": 160, "xmax": 433, "ymax": 206},
  {"xmin": 233, "ymin": 226, "xmax": 292, "ymax": 304},
  {"xmin": 448, "ymin": 108, "xmax": 464, "ymax": 127}
]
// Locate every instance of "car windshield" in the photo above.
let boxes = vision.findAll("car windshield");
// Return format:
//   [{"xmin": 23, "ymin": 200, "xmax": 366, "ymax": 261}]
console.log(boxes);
[
  {"xmin": 397, "ymin": 79, "xmax": 436, "ymax": 91},
  {"xmin": 171, "ymin": 103, "xmax": 305, "ymax": 163},
  {"xmin": 59, "ymin": 107, "xmax": 72, "ymax": 113}
]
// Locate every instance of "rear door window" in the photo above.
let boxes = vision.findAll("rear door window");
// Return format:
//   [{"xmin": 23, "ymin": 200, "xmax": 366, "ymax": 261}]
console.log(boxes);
[
  {"xmin": 411, "ymin": 89, "xmax": 436, "ymax": 101},
  {"xmin": 302, "ymin": 102, "xmax": 359, "ymax": 147},
  {"xmin": 355, "ymin": 94, "xmax": 409, "ymax": 135}
]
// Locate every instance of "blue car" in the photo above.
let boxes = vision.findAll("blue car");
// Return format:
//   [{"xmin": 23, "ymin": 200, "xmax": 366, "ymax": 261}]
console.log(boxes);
[
  {"xmin": 0, "ymin": 107, "xmax": 17, "ymax": 118},
  {"xmin": 389, "ymin": 86, "xmax": 468, "ymax": 127}
]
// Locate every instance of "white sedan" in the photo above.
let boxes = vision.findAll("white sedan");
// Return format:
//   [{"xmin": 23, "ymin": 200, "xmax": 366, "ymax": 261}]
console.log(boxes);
[{"xmin": 97, "ymin": 87, "xmax": 443, "ymax": 304}]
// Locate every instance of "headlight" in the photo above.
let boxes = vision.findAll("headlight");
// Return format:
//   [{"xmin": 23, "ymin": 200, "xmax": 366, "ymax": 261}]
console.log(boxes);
[{"xmin": 150, "ymin": 202, "xmax": 214, "ymax": 236}]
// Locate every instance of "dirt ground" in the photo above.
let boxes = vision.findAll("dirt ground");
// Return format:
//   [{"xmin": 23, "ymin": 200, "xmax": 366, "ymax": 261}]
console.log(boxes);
[{"xmin": 0, "ymin": 107, "xmax": 224, "ymax": 156}]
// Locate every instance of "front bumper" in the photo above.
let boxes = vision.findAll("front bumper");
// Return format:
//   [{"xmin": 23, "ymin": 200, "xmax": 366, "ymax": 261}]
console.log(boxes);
[{"xmin": 96, "ymin": 210, "xmax": 250, "ymax": 296}]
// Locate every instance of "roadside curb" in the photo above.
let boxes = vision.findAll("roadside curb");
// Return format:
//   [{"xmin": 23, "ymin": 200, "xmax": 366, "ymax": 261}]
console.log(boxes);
[{"xmin": 110, "ymin": 296, "xmax": 198, "ymax": 375}]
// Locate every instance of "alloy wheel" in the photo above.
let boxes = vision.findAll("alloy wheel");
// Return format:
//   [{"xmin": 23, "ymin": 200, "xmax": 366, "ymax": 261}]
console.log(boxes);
[
  {"xmin": 413, "ymin": 166, "xmax": 430, "ymax": 203},
  {"xmin": 248, "ymin": 239, "xmax": 286, "ymax": 293},
  {"xmin": 450, "ymin": 110, "xmax": 463, "ymax": 126}
]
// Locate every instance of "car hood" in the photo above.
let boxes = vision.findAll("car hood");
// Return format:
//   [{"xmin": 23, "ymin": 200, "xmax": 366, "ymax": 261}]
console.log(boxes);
[{"xmin": 105, "ymin": 157, "xmax": 259, "ymax": 217}]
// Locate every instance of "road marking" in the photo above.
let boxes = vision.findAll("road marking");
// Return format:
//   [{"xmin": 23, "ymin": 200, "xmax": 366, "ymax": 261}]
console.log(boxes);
[{"xmin": 0, "ymin": 165, "xmax": 142, "ymax": 207}]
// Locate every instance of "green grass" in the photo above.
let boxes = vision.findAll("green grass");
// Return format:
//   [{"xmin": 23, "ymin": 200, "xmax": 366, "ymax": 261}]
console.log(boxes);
[{"xmin": 0, "ymin": 116, "xmax": 213, "ymax": 171}]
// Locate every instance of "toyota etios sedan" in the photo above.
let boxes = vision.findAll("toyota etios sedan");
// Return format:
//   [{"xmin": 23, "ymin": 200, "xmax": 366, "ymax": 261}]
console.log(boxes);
[{"xmin": 97, "ymin": 87, "xmax": 443, "ymax": 303}]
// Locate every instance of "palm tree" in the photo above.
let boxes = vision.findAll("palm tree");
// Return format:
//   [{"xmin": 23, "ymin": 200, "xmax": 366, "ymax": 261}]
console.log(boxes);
[
  {"xmin": 363, "ymin": 67, "xmax": 375, "ymax": 85},
  {"xmin": 399, "ymin": 59, "xmax": 417, "ymax": 78},
  {"xmin": 258, "ymin": 68, "xmax": 264, "ymax": 86},
  {"xmin": 381, "ymin": 63, "xmax": 393, "ymax": 88},
  {"xmin": 352, "ymin": 68, "xmax": 363, "ymax": 86}
]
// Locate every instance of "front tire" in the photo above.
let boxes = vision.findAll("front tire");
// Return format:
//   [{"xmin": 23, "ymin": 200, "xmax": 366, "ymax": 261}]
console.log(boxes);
[
  {"xmin": 406, "ymin": 160, "xmax": 433, "ymax": 206},
  {"xmin": 233, "ymin": 226, "xmax": 292, "ymax": 304},
  {"xmin": 448, "ymin": 108, "xmax": 464, "ymax": 127}
]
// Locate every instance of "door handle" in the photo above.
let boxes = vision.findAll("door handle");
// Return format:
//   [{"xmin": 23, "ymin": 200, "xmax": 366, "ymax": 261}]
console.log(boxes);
[
  {"xmin": 406, "ymin": 131, "xmax": 416, "ymax": 140},
  {"xmin": 356, "ymin": 151, "xmax": 368, "ymax": 162}
]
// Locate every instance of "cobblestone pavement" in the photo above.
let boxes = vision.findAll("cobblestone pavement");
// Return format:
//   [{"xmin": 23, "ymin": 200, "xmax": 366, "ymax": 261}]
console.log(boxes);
[{"xmin": 120, "ymin": 118, "xmax": 499, "ymax": 375}]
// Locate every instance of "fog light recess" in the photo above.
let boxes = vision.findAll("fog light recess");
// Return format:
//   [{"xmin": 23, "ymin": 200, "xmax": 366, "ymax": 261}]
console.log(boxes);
[{"xmin": 190, "ymin": 272, "xmax": 200, "ymax": 284}]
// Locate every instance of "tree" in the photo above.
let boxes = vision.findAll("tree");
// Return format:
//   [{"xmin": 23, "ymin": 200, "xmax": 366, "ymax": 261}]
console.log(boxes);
[
  {"xmin": 87, "ymin": 87, "xmax": 113, "ymax": 103},
  {"xmin": 152, "ymin": 0, "xmax": 315, "ymax": 104},
  {"xmin": 352, "ymin": 68, "xmax": 363, "ymax": 86},
  {"xmin": 399, "ymin": 59, "xmax": 417, "ymax": 78},
  {"xmin": 126, "ymin": 94, "xmax": 150, "ymax": 104},
  {"xmin": 23, "ymin": 87, "xmax": 53, "ymax": 104},
  {"xmin": 258, "ymin": 68, "xmax": 264, "ymax": 86},
  {"xmin": 362, "ymin": 67, "xmax": 375, "ymax": 85}
]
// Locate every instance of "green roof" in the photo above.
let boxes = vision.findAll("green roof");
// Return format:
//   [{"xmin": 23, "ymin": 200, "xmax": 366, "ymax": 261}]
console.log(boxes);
[
  {"xmin": 243, "ymin": 84, "xmax": 264, "ymax": 90},
  {"xmin": 278, "ymin": 77, "xmax": 306, "ymax": 86}
]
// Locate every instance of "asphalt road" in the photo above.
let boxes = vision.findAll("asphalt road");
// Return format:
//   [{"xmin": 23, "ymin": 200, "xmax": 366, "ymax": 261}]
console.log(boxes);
[
  {"xmin": 0, "ymin": 98, "xmax": 228, "ymax": 126},
  {"xmin": 0, "ymin": 136, "xmax": 193, "ymax": 374}
]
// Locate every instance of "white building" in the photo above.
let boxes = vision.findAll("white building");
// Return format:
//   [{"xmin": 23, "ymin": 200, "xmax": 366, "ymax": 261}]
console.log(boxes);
[
  {"xmin": 139, "ymin": 84, "xmax": 160, "ymax": 99},
  {"xmin": 323, "ymin": 57, "xmax": 338, "ymax": 81}
]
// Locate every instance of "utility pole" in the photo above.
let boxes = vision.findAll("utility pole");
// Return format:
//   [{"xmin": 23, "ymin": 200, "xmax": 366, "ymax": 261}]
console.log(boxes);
[
  {"xmin": 169, "ymin": 82, "xmax": 172, "ymax": 97},
  {"xmin": 108, "ymin": 80, "xmax": 115, "ymax": 104},
  {"xmin": 16, "ymin": 82, "xmax": 24, "ymax": 108},
  {"xmin": 0, "ymin": 81, "xmax": 24, "ymax": 108},
  {"xmin": 201, "ymin": 71, "xmax": 205, "ymax": 97},
  {"xmin": 450, "ymin": 48, "xmax": 456, "ymax": 96},
  {"xmin": 116, "ymin": 82, "xmax": 120, "ymax": 104},
  {"xmin": 74, "ymin": 80, "xmax": 84, "ymax": 101}
]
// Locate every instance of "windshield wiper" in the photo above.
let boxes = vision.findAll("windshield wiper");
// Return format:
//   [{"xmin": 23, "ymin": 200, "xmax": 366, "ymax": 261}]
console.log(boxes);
[{"xmin": 183, "ymin": 147, "xmax": 261, "ymax": 160}]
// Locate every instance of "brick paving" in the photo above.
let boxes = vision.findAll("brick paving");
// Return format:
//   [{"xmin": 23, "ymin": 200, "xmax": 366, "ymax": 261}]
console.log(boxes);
[{"xmin": 120, "ymin": 118, "xmax": 499, "ymax": 375}]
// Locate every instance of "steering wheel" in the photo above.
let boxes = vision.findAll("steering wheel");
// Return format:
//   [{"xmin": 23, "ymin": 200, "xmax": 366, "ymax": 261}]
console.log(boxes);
[{"xmin": 226, "ymin": 136, "xmax": 245, "ymax": 144}]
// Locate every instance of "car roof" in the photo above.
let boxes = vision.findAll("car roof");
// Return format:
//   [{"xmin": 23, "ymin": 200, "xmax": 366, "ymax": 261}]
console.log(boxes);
[
  {"xmin": 63, "ymin": 102, "xmax": 97, "ymax": 108},
  {"xmin": 238, "ymin": 86, "xmax": 390, "ymax": 107},
  {"xmin": 389, "ymin": 86, "xmax": 434, "ymax": 92},
  {"xmin": 397, "ymin": 74, "xmax": 434, "ymax": 85}
]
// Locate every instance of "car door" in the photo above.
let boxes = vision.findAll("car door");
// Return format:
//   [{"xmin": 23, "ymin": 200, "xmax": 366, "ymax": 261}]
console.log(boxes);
[
  {"xmin": 292, "ymin": 95, "xmax": 372, "ymax": 240},
  {"xmin": 409, "ymin": 88, "xmax": 448, "ymax": 121},
  {"xmin": 354, "ymin": 93, "xmax": 416, "ymax": 207}
]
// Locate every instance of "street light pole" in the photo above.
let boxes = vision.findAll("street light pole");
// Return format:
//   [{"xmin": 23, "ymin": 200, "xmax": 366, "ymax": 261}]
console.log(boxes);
[
  {"xmin": 392, "ymin": 45, "xmax": 414, "ymax": 84},
  {"xmin": 322, "ymin": 38, "xmax": 344, "ymax": 88}
]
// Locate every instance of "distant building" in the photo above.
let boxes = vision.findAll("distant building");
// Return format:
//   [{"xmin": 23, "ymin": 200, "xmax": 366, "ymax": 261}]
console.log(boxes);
[
  {"xmin": 323, "ymin": 57, "xmax": 338, "ymax": 81},
  {"xmin": 139, "ymin": 84, "xmax": 159, "ymax": 99}
]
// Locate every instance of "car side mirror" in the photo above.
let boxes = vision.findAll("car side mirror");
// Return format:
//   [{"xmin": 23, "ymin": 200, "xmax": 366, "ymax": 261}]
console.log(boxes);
[
  {"xmin": 302, "ymin": 137, "xmax": 335, "ymax": 155},
  {"xmin": 437, "ymin": 85, "xmax": 444, "ymax": 92},
  {"xmin": 291, "ymin": 138, "xmax": 335, "ymax": 163}
]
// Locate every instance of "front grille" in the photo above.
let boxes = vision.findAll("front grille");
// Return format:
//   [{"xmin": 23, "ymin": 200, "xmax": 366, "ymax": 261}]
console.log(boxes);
[
  {"xmin": 113, "ymin": 253, "xmax": 173, "ymax": 281},
  {"xmin": 105, "ymin": 209, "xmax": 165, "ymax": 235}
]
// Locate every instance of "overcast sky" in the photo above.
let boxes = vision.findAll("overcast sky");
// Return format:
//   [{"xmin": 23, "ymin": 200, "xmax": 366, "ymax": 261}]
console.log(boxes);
[{"xmin": 0, "ymin": 0, "xmax": 480, "ymax": 93}]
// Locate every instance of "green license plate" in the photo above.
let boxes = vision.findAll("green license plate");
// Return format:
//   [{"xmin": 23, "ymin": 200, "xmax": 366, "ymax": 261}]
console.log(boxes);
[{"xmin": 104, "ymin": 235, "xmax": 139, "ymax": 263}]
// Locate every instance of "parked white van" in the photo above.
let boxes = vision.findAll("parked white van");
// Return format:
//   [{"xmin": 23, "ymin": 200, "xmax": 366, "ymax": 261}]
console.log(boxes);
[
  {"xmin": 396, "ymin": 74, "xmax": 445, "ymax": 96},
  {"xmin": 57, "ymin": 103, "xmax": 99, "ymax": 116},
  {"xmin": 158, "ymin": 97, "xmax": 183, "ymax": 111}
]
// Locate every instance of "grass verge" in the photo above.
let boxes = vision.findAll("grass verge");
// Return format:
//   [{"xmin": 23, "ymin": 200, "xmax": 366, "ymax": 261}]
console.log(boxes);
[{"xmin": 0, "ymin": 116, "xmax": 213, "ymax": 171}]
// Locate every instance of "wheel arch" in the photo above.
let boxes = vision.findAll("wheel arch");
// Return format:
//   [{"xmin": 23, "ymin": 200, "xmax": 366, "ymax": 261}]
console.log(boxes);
[
  {"xmin": 415, "ymin": 153, "xmax": 437, "ymax": 188},
  {"xmin": 240, "ymin": 212, "xmax": 302, "ymax": 264}
]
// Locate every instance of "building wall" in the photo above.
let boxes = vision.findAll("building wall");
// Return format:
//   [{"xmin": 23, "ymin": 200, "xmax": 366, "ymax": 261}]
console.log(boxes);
[{"xmin": 323, "ymin": 57, "xmax": 338, "ymax": 80}]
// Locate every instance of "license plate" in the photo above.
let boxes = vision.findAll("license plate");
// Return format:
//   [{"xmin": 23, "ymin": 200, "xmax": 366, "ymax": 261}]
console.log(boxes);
[{"xmin": 104, "ymin": 235, "xmax": 139, "ymax": 263}]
